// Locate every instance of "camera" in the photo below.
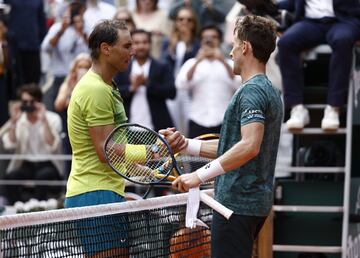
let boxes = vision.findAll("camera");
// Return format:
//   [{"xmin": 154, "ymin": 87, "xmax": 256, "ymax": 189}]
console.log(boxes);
[
  {"xmin": 20, "ymin": 103, "xmax": 35, "ymax": 113},
  {"xmin": 203, "ymin": 37, "xmax": 215, "ymax": 47}
]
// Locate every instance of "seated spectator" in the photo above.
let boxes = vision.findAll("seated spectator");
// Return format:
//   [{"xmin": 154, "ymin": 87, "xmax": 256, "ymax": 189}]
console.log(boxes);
[
  {"xmin": 113, "ymin": 7, "xmax": 136, "ymax": 33},
  {"xmin": 113, "ymin": 29, "xmax": 176, "ymax": 131},
  {"xmin": 176, "ymin": 24, "xmax": 241, "ymax": 138},
  {"xmin": 2, "ymin": 85, "xmax": 63, "ymax": 205},
  {"xmin": 41, "ymin": 1, "xmax": 88, "ymax": 111},
  {"xmin": 132, "ymin": 0, "xmax": 171, "ymax": 59},
  {"xmin": 277, "ymin": 0, "xmax": 360, "ymax": 131},
  {"xmin": 161, "ymin": 6, "xmax": 200, "ymax": 135}
]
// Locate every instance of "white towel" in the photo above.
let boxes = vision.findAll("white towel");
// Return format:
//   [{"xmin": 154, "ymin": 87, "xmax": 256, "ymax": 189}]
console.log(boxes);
[{"xmin": 185, "ymin": 187, "xmax": 209, "ymax": 229}]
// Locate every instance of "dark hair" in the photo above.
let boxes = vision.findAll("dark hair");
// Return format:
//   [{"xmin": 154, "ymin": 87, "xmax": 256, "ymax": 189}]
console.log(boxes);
[
  {"xmin": 88, "ymin": 19, "xmax": 128, "ymax": 60},
  {"xmin": 234, "ymin": 15, "xmax": 276, "ymax": 64},
  {"xmin": 17, "ymin": 84, "xmax": 43, "ymax": 102},
  {"xmin": 69, "ymin": 2, "xmax": 85, "ymax": 25},
  {"xmin": 199, "ymin": 24, "xmax": 223, "ymax": 42},
  {"xmin": 136, "ymin": 0, "xmax": 158, "ymax": 12},
  {"xmin": 131, "ymin": 29, "xmax": 152, "ymax": 43}
]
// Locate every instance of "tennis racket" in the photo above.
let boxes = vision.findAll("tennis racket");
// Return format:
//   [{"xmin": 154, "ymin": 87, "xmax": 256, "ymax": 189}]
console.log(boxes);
[{"xmin": 104, "ymin": 123, "xmax": 219, "ymax": 186}]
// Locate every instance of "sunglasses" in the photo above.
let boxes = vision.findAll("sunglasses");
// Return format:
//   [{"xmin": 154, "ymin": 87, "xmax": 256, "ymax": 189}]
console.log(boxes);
[{"xmin": 176, "ymin": 17, "xmax": 193, "ymax": 22}]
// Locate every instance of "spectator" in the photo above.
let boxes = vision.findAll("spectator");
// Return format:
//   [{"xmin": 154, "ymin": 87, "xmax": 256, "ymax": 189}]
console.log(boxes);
[
  {"xmin": 0, "ymin": 16, "xmax": 9, "ymax": 127},
  {"xmin": 176, "ymin": 24, "xmax": 240, "ymax": 138},
  {"xmin": 5, "ymin": 0, "xmax": 46, "ymax": 93},
  {"xmin": 83, "ymin": 0, "xmax": 116, "ymax": 35},
  {"xmin": 132, "ymin": 0, "xmax": 171, "ymax": 59},
  {"xmin": 277, "ymin": 0, "xmax": 360, "ymax": 131},
  {"xmin": 169, "ymin": 0, "xmax": 227, "ymax": 28},
  {"xmin": 2, "ymin": 85, "xmax": 63, "ymax": 205},
  {"xmin": 161, "ymin": 6, "xmax": 200, "ymax": 135},
  {"xmin": 114, "ymin": 29, "xmax": 176, "ymax": 131},
  {"xmin": 41, "ymin": 2, "xmax": 88, "ymax": 111},
  {"xmin": 113, "ymin": 7, "xmax": 136, "ymax": 33},
  {"xmin": 54, "ymin": 53, "xmax": 92, "ymax": 113}
]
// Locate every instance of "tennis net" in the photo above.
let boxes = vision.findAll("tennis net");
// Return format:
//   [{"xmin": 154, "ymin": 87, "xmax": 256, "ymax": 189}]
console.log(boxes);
[{"xmin": 0, "ymin": 190, "xmax": 222, "ymax": 257}]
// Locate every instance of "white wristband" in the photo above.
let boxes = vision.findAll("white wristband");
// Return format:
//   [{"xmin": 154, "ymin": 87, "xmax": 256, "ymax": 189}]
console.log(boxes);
[
  {"xmin": 196, "ymin": 159, "xmax": 225, "ymax": 183},
  {"xmin": 181, "ymin": 139, "xmax": 202, "ymax": 156}
]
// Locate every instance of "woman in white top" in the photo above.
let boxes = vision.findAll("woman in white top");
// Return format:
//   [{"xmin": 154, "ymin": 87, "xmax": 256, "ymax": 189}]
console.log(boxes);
[{"xmin": 160, "ymin": 7, "xmax": 200, "ymax": 136}]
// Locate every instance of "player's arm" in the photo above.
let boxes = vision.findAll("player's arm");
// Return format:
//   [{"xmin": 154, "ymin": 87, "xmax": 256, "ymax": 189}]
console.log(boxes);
[
  {"xmin": 219, "ymin": 122, "xmax": 264, "ymax": 171},
  {"xmin": 199, "ymin": 139, "xmax": 219, "ymax": 159},
  {"xmin": 172, "ymin": 122, "xmax": 264, "ymax": 192},
  {"xmin": 89, "ymin": 124, "xmax": 115, "ymax": 163}
]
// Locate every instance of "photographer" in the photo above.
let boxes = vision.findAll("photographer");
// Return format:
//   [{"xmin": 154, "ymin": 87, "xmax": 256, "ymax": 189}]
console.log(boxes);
[
  {"xmin": 41, "ymin": 1, "xmax": 88, "ymax": 111},
  {"xmin": 2, "ymin": 84, "xmax": 63, "ymax": 205},
  {"xmin": 176, "ymin": 24, "xmax": 241, "ymax": 138}
]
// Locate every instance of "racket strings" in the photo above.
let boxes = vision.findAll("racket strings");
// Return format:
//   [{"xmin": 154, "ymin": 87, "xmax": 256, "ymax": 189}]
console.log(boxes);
[{"xmin": 106, "ymin": 126, "xmax": 173, "ymax": 183}]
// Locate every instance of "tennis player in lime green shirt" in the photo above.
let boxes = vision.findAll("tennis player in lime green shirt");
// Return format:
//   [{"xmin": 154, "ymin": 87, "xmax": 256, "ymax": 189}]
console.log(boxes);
[
  {"xmin": 63, "ymin": 19, "xmax": 136, "ymax": 257},
  {"xmin": 64, "ymin": 20, "xmax": 186, "ymax": 257},
  {"xmin": 65, "ymin": 20, "xmax": 133, "ymax": 205}
]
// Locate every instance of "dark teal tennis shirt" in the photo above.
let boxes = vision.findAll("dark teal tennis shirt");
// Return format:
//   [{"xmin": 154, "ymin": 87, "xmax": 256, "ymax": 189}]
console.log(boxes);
[{"xmin": 215, "ymin": 74, "xmax": 283, "ymax": 217}]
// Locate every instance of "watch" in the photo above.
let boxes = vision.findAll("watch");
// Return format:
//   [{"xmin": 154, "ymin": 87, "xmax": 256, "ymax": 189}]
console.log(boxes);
[{"xmin": 151, "ymin": 144, "xmax": 160, "ymax": 154}]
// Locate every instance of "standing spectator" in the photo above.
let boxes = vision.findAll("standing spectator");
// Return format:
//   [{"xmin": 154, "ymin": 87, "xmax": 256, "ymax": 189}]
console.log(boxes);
[
  {"xmin": 161, "ymin": 6, "xmax": 199, "ymax": 135},
  {"xmin": 114, "ymin": 29, "xmax": 176, "ymax": 131},
  {"xmin": 0, "ymin": 16, "xmax": 9, "ymax": 127},
  {"xmin": 113, "ymin": 7, "xmax": 136, "ymax": 33},
  {"xmin": 41, "ymin": 2, "xmax": 88, "ymax": 111},
  {"xmin": 277, "ymin": 0, "xmax": 360, "ymax": 130},
  {"xmin": 132, "ymin": 0, "xmax": 171, "ymax": 59},
  {"xmin": 2, "ymin": 85, "xmax": 63, "ymax": 205},
  {"xmin": 169, "ymin": 0, "xmax": 227, "ymax": 28},
  {"xmin": 83, "ymin": 0, "xmax": 116, "ymax": 35},
  {"xmin": 176, "ymin": 25, "xmax": 240, "ymax": 138},
  {"xmin": 5, "ymin": 0, "xmax": 46, "ymax": 93}
]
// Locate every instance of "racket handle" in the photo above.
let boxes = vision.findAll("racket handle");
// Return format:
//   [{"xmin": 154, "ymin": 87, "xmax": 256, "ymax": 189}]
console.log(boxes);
[
  {"xmin": 166, "ymin": 175, "xmax": 177, "ymax": 181},
  {"xmin": 154, "ymin": 173, "xmax": 177, "ymax": 181},
  {"xmin": 200, "ymin": 192, "xmax": 233, "ymax": 220}
]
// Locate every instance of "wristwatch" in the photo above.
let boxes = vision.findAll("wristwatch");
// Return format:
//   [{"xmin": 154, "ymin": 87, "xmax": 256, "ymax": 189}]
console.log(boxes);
[{"xmin": 151, "ymin": 144, "xmax": 160, "ymax": 154}]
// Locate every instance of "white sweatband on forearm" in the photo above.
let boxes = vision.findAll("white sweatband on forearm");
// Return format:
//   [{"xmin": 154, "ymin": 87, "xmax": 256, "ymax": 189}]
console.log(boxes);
[
  {"xmin": 196, "ymin": 159, "xmax": 225, "ymax": 183},
  {"xmin": 181, "ymin": 139, "xmax": 202, "ymax": 156}
]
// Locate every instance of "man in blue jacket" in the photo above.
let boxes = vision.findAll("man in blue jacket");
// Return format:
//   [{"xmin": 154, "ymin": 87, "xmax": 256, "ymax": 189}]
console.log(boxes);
[
  {"xmin": 5, "ymin": 0, "xmax": 46, "ymax": 91},
  {"xmin": 277, "ymin": 0, "xmax": 360, "ymax": 131},
  {"xmin": 113, "ymin": 29, "xmax": 176, "ymax": 132}
]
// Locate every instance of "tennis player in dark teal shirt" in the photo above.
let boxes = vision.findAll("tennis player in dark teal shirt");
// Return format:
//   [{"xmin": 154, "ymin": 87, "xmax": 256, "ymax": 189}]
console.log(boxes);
[
  {"xmin": 215, "ymin": 74, "xmax": 283, "ymax": 216},
  {"xmin": 166, "ymin": 15, "xmax": 283, "ymax": 258}
]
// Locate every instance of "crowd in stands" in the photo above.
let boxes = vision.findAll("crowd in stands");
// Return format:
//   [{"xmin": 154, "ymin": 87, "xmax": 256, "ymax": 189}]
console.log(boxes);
[{"xmin": 0, "ymin": 0, "xmax": 359, "ymax": 205}]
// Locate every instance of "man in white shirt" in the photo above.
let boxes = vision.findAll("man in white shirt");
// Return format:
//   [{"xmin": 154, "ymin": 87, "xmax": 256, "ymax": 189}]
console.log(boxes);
[
  {"xmin": 176, "ymin": 24, "xmax": 241, "ymax": 138},
  {"xmin": 2, "ymin": 85, "xmax": 63, "ymax": 205},
  {"xmin": 277, "ymin": 0, "xmax": 360, "ymax": 131}
]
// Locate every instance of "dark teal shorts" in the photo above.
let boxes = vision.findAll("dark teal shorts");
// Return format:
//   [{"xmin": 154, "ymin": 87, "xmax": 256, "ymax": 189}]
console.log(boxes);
[{"xmin": 64, "ymin": 190, "xmax": 128, "ymax": 256}]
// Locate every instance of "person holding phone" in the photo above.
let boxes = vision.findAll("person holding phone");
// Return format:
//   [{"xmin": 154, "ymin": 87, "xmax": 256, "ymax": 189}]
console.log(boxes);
[
  {"xmin": 1, "ymin": 84, "xmax": 63, "ymax": 205},
  {"xmin": 175, "ymin": 24, "xmax": 241, "ymax": 138}
]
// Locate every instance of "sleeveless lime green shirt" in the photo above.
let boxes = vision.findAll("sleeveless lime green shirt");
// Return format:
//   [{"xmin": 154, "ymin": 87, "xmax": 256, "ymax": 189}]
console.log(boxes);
[{"xmin": 66, "ymin": 70, "xmax": 127, "ymax": 198}]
